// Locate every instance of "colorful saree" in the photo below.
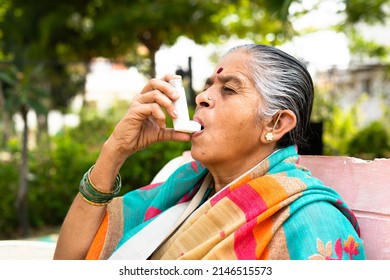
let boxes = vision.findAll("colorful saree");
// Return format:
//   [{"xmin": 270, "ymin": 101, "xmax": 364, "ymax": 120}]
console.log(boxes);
[{"xmin": 86, "ymin": 145, "xmax": 366, "ymax": 260}]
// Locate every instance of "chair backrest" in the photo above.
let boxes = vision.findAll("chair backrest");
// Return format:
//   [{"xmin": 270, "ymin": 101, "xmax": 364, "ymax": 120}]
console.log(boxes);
[
  {"xmin": 299, "ymin": 155, "xmax": 390, "ymax": 260},
  {"xmin": 152, "ymin": 152, "xmax": 390, "ymax": 260}
]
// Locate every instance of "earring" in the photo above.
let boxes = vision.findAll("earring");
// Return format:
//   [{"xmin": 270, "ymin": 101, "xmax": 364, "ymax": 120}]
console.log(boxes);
[
  {"xmin": 265, "ymin": 111, "xmax": 282, "ymax": 142},
  {"xmin": 265, "ymin": 132, "xmax": 274, "ymax": 141}
]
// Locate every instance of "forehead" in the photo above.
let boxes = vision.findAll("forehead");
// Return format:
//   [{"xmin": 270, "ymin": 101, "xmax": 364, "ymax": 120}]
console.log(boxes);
[
  {"xmin": 209, "ymin": 50, "xmax": 253, "ymax": 84},
  {"xmin": 218, "ymin": 50, "xmax": 251, "ymax": 73}
]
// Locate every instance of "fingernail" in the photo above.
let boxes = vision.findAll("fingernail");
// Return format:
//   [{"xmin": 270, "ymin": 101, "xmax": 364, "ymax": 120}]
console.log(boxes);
[
  {"xmin": 171, "ymin": 90, "xmax": 179, "ymax": 98},
  {"xmin": 172, "ymin": 109, "xmax": 178, "ymax": 117}
]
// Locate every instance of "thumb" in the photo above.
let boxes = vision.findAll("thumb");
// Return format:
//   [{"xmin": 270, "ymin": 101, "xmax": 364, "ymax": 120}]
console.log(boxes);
[{"xmin": 160, "ymin": 128, "xmax": 192, "ymax": 142}]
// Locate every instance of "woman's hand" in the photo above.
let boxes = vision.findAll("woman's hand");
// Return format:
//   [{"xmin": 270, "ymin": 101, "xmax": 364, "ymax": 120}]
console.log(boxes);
[{"xmin": 106, "ymin": 74, "xmax": 191, "ymax": 160}]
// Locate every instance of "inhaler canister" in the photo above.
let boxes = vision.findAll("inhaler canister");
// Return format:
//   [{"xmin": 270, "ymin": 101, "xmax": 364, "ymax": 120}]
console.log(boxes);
[{"xmin": 169, "ymin": 78, "xmax": 201, "ymax": 133}]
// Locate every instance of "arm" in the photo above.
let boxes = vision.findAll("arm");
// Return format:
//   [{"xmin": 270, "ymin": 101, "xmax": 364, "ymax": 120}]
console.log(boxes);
[{"xmin": 53, "ymin": 74, "xmax": 191, "ymax": 259}]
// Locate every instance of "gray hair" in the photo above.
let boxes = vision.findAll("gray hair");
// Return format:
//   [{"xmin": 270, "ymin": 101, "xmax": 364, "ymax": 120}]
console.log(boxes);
[{"xmin": 228, "ymin": 44, "xmax": 314, "ymax": 149}]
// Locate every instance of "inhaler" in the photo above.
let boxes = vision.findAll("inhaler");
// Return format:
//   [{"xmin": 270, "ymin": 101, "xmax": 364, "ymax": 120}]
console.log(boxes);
[{"xmin": 169, "ymin": 78, "xmax": 201, "ymax": 133}]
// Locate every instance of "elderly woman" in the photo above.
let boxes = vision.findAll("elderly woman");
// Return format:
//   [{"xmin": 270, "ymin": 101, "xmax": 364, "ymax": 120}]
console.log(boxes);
[{"xmin": 54, "ymin": 44, "xmax": 365, "ymax": 260}]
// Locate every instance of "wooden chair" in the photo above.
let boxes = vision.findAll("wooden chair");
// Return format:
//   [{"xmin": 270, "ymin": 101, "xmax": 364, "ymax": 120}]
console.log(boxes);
[{"xmin": 152, "ymin": 152, "xmax": 390, "ymax": 260}]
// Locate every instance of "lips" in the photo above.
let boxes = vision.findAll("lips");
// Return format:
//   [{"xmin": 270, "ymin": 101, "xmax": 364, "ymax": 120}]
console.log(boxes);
[
  {"xmin": 193, "ymin": 116, "xmax": 204, "ymax": 130},
  {"xmin": 192, "ymin": 116, "xmax": 204, "ymax": 136}
]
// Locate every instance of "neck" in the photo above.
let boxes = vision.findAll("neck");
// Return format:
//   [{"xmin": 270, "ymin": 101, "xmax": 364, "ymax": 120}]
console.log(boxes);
[{"xmin": 206, "ymin": 148, "xmax": 275, "ymax": 192}]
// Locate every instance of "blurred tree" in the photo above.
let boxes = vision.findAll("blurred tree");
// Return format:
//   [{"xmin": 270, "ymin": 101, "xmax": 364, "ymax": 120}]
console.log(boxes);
[
  {"xmin": 0, "ymin": 65, "xmax": 48, "ymax": 237},
  {"xmin": 344, "ymin": 0, "xmax": 389, "ymax": 24},
  {"xmin": 344, "ymin": 0, "xmax": 390, "ymax": 61},
  {"xmin": 0, "ymin": 80, "xmax": 12, "ymax": 147}
]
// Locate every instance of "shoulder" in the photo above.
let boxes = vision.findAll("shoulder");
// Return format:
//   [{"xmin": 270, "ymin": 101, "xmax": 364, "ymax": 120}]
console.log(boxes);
[{"xmin": 282, "ymin": 201, "xmax": 366, "ymax": 260}]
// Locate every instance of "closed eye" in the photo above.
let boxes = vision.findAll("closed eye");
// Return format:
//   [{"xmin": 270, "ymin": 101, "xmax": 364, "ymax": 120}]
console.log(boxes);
[{"xmin": 222, "ymin": 86, "xmax": 236, "ymax": 94}]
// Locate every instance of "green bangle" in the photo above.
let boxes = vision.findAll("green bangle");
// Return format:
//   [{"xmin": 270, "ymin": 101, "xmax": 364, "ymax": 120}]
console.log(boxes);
[{"xmin": 79, "ymin": 165, "xmax": 121, "ymax": 206}]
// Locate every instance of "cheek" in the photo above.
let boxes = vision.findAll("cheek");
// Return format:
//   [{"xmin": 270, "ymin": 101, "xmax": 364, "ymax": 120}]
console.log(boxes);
[
  {"xmin": 210, "ymin": 100, "xmax": 260, "ymax": 142},
  {"xmin": 216, "ymin": 114, "xmax": 257, "ymax": 143}
]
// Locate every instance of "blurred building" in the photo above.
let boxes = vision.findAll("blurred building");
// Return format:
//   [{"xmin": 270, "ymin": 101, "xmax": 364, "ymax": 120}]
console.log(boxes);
[
  {"xmin": 315, "ymin": 63, "xmax": 390, "ymax": 126},
  {"xmin": 85, "ymin": 58, "xmax": 147, "ymax": 111}
]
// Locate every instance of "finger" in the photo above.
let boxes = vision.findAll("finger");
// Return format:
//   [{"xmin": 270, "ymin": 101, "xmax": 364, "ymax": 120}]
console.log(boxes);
[
  {"xmin": 160, "ymin": 74, "xmax": 182, "ymax": 83},
  {"xmin": 132, "ymin": 102, "xmax": 167, "ymax": 129},
  {"xmin": 137, "ymin": 90, "xmax": 177, "ymax": 119},
  {"xmin": 141, "ymin": 76, "xmax": 181, "ymax": 101},
  {"xmin": 158, "ymin": 128, "xmax": 191, "ymax": 142}
]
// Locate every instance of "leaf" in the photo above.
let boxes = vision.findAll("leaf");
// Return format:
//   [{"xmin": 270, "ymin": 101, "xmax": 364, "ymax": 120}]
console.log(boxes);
[
  {"xmin": 334, "ymin": 238, "xmax": 343, "ymax": 259},
  {"xmin": 0, "ymin": 72, "xmax": 16, "ymax": 86},
  {"xmin": 28, "ymin": 99, "xmax": 48, "ymax": 114}
]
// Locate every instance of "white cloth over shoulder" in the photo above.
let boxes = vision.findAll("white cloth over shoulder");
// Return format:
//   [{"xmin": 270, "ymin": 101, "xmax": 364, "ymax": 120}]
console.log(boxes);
[{"xmin": 109, "ymin": 173, "xmax": 213, "ymax": 260}]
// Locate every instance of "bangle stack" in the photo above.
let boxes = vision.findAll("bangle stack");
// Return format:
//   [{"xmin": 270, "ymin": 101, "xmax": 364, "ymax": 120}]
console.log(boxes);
[{"xmin": 79, "ymin": 165, "xmax": 121, "ymax": 206}]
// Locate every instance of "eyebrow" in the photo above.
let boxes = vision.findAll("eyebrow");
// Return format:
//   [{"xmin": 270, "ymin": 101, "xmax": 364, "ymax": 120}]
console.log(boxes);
[
  {"xmin": 204, "ymin": 74, "xmax": 243, "ymax": 87},
  {"xmin": 217, "ymin": 74, "xmax": 243, "ymax": 85}
]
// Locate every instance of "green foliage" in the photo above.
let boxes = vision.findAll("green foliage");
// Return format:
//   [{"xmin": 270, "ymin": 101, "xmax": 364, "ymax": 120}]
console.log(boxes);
[
  {"xmin": 0, "ymin": 65, "xmax": 49, "ymax": 115},
  {"xmin": 28, "ymin": 133, "xmax": 96, "ymax": 228},
  {"xmin": 344, "ymin": 0, "xmax": 389, "ymax": 24},
  {"xmin": 322, "ymin": 105, "xmax": 360, "ymax": 155},
  {"xmin": 349, "ymin": 29, "xmax": 390, "ymax": 61},
  {"xmin": 0, "ymin": 158, "xmax": 19, "ymax": 238},
  {"xmin": 347, "ymin": 120, "xmax": 390, "ymax": 159},
  {"xmin": 0, "ymin": 131, "xmax": 97, "ymax": 238},
  {"xmin": 313, "ymin": 86, "xmax": 390, "ymax": 158}
]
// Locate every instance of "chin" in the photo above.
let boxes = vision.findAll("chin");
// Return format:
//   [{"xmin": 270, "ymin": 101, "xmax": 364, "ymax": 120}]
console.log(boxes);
[
  {"xmin": 190, "ymin": 147, "xmax": 208, "ymax": 163},
  {"xmin": 190, "ymin": 147, "xmax": 201, "ymax": 161}
]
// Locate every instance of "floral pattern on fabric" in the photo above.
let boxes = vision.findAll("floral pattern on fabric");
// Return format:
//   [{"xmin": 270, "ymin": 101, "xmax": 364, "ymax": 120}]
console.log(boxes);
[{"xmin": 309, "ymin": 236, "xmax": 362, "ymax": 260}]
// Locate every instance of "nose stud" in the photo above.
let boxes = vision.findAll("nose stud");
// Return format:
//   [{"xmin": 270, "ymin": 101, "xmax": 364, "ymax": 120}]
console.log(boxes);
[{"xmin": 207, "ymin": 96, "xmax": 212, "ymax": 101}]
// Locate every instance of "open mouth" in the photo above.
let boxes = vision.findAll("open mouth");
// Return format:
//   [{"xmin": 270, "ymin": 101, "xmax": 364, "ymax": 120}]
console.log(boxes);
[{"xmin": 192, "ymin": 116, "xmax": 204, "ymax": 132}]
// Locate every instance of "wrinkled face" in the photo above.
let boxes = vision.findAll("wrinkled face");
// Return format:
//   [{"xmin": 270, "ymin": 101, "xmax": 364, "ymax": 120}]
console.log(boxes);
[{"xmin": 191, "ymin": 50, "xmax": 267, "ymax": 166}]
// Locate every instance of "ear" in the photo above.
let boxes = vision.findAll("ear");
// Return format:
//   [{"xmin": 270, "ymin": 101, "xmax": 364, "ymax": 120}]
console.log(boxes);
[{"xmin": 260, "ymin": 110, "xmax": 297, "ymax": 144}]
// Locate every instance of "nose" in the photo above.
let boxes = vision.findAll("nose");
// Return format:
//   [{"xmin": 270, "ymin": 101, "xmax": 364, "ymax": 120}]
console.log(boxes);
[{"xmin": 195, "ymin": 89, "xmax": 213, "ymax": 108}]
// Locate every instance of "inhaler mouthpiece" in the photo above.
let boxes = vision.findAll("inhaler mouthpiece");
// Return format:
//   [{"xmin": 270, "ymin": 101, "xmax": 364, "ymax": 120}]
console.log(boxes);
[{"xmin": 169, "ymin": 78, "xmax": 201, "ymax": 133}]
